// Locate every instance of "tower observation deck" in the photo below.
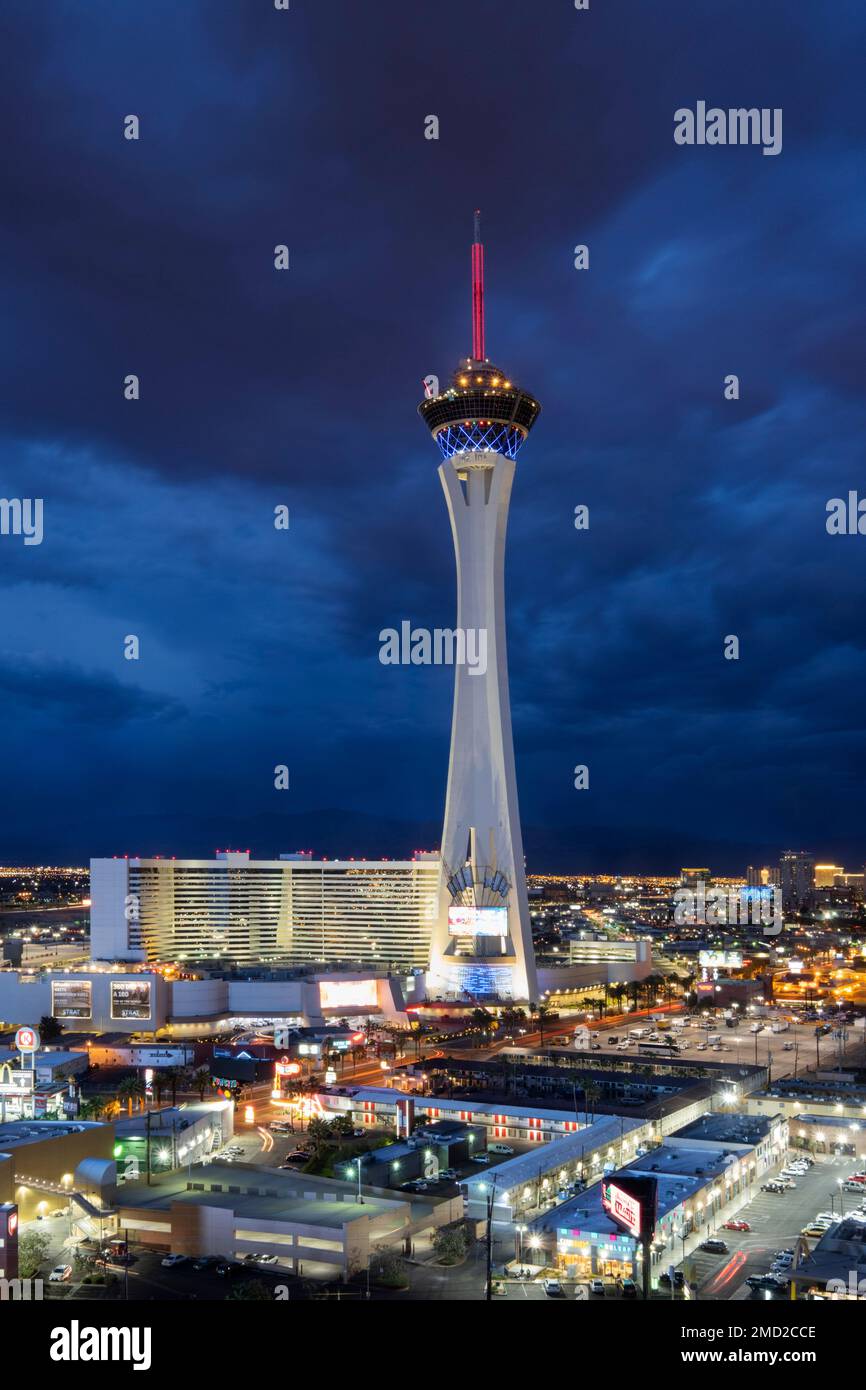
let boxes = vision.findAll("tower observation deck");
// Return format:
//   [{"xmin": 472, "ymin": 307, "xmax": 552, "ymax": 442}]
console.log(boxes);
[
  {"xmin": 418, "ymin": 214, "xmax": 540, "ymax": 1003},
  {"xmin": 418, "ymin": 214, "xmax": 540, "ymax": 461}
]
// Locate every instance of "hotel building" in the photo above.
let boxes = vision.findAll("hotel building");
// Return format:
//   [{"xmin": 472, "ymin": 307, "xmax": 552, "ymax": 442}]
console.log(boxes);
[{"xmin": 89, "ymin": 850, "xmax": 439, "ymax": 969}]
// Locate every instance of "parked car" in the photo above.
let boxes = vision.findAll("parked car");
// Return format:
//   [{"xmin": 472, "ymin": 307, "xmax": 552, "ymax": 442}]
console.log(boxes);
[
  {"xmin": 192, "ymin": 1256, "xmax": 218, "ymax": 1271},
  {"xmin": 589, "ymin": 1277, "xmax": 606, "ymax": 1296},
  {"xmin": 542, "ymin": 1278, "xmax": 565, "ymax": 1297},
  {"xmin": 722, "ymin": 1219, "xmax": 751, "ymax": 1232},
  {"xmin": 215, "ymin": 1261, "xmax": 244, "ymax": 1278},
  {"xmin": 620, "ymin": 1277, "xmax": 637, "ymax": 1298},
  {"xmin": 49, "ymin": 1264, "xmax": 72, "ymax": 1282},
  {"xmin": 470, "ymin": 1154, "xmax": 490, "ymax": 1164},
  {"xmin": 699, "ymin": 1239, "xmax": 729, "ymax": 1254},
  {"xmin": 489, "ymin": 1143, "xmax": 515, "ymax": 1155},
  {"xmin": 161, "ymin": 1253, "xmax": 188, "ymax": 1268}
]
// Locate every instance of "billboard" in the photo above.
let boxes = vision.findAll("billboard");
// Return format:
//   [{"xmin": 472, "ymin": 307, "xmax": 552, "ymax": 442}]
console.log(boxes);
[
  {"xmin": 698, "ymin": 950, "xmax": 743, "ymax": 970},
  {"xmin": 110, "ymin": 979, "xmax": 152, "ymax": 1021},
  {"xmin": 318, "ymin": 979, "xmax": 379, "ymax": 1011},
  {"xmin": 52, "ymin": 979, "xmax": 93, "ymax": 1020},
  {"xmin": 0, "ymin": 1204, "xmax": 19, "ymax": 1281},
  {"xmin": 601, "ymin": 1180, "xmax": 642, "ymax": 1238},
  {"xmin": 601, "ymin": 1175, "xmax": 658, "ymax": 1241},
  {"xmin": 447, "ymin": 905, "xmax": 508, "ymax": 937}
]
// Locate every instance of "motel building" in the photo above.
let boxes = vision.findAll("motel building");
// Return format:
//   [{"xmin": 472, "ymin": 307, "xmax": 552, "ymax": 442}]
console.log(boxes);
[{"xmin": 530, "ymin": 1122, "xmax": 785, "ymax": 1284}]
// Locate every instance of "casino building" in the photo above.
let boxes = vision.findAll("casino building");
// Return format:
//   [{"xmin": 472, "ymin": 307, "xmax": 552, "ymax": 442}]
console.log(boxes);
[{"xmin": 90, "ymin": 850, "xmax": 439, "ymax": 969}]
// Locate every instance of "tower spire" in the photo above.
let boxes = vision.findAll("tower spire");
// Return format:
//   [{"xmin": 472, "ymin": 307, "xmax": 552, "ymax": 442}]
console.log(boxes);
[{"xmin": 471, "ymin": 208, "xmax": 485, "ymax": 361}]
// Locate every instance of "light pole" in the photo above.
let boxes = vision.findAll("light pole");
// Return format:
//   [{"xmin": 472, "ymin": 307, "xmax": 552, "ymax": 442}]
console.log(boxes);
[
  {"xmin": 515, "ymin": 1222, "xmax": 526, "ymax": 1272},
  {"xmin": 480, "ymin": 1177, "xmax": 498, "ymax": 1301},
  {"xmin": 354, "ymin": 1156, "xmax": 364, "ymax": 1205}
]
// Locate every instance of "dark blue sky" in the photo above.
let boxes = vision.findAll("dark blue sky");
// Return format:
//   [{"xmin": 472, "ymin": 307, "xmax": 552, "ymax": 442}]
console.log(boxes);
[{"xmin": 2, "ymin": 1, "xmax": 866, "ymax": 871}]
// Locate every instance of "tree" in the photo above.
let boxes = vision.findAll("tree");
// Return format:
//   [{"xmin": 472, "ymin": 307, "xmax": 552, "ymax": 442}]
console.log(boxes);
[
  {"xmin": 307, "ymin": 1116, "xmax": 336, "ymax": 1154},
  {"xmin": 151, "ymin": 1071, "xmax": 171, "ymax": 1106},
  {"xmin": 79, "ymin": 1096, "xmax": 109, "ymax": 1121},
  {"xmin": 39, "ymin": 1015, "xmax": 63, "ymax": 1042},
  {"xmin": 117, "ymin": 1074, "xmax": 145, "ymax": 1116},
  {"xmin": 191, "ymin": 1067, "xmax": 211, "ymax": 1101},
  {"xmin": 433, "ymin": 1225, "xmax": 468, "ymax": 1264},
  {"xmin": 19, "ymin": 1230, "xmax": 51, "ymax": 1279},
  {"xmin": 163, "ymin": 1067, "xmax": 187, "ymax": 1106},
  {"xmin": 226, "ymin": 1279, "xmax": 272, "ymax": 1300},
  {"xmin": 370, "ymin": 1251, "xmax": 409, "ymax": 1289}
]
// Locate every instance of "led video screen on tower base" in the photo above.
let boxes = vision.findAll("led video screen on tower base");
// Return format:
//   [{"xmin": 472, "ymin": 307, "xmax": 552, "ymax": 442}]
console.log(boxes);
[{"xmin": 448, "ymin": 906, "xmax": 507, "ymax": 937}]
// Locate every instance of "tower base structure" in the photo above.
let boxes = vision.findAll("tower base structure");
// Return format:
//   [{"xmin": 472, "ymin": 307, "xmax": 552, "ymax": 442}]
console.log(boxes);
[{"xmin": 426, "ymin": 448, "xmax": 538, "ymax": 1005}]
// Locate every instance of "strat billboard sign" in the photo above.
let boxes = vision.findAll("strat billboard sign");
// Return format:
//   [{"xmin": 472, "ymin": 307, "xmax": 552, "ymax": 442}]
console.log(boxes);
[
  {"xmin": 52, "ymin": 980, "xmax": 93, "ymax": 1020},
  {"xmin": 110, "ymin": 979, "xmax": 152, "ymax": 1021}
]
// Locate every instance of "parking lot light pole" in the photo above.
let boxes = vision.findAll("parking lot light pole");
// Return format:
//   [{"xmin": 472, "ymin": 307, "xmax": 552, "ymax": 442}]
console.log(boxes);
[{"xmin": 481, "ymin": 1177, "xmax": 497, "ymax": 1301}]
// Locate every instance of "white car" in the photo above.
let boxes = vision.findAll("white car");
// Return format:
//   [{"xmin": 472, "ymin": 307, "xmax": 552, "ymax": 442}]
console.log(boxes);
[
  {"xmin": 161, "ymin": 1253, "xmax": 188, "ymax": 1268},
  {"xmin": 543, "ymin": 1278, "xmax": 564, "ymax": 1297},
  {"xmin": 589, "ymin": 1277, "xmax": 606, "ymax": 1296},
  {"xmin": 49, "ymin": 1264, "xmax": 72, "ymax": 1282}
]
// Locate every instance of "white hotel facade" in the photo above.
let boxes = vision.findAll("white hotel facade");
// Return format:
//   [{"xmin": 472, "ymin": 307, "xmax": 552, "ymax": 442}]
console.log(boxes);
[{"xmin": 90, "ymin": 850, "xmax": 439, "ymax": 970}]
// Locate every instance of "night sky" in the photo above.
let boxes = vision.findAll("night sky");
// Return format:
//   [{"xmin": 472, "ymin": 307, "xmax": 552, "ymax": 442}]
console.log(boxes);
[{"xmin": 2, "ymin": 1, "xmax": 866, "ymax": 871}]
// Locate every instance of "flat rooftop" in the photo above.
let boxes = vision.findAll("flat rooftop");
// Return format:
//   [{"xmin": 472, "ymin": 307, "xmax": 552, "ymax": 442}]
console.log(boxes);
[
  {"xmin": 118, "ymin": 1161, "xmax": 437, "ymax": 1232},
  {"xmin": 792, "ymin": 1217, "xmax": 866, "ymax": 1287},
  {"xmin": 461, "ymin": 1116, "xmax": 646, "ymax": 1196},
  {"xmin": 672, "ymin": 1112, "xmax": 781, "ymax": 1145},
  {"xmin": 115, "ymin": 1102, "xmax": 228, "ymax": 1138},
  {"xmin": 0, "ymin": 1119, "xmax": 107, "ymax": 1150}
]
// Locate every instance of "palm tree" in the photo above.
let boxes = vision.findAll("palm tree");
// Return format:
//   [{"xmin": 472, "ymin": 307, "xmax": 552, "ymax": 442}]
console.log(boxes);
[
  {"xmin": 161, "ymin": 1066, "xmax": 190, "ymax": 1107},
  {"xmin": 582, "ymin": 1078, "xmax": 602, "ymax": 1124},
  {"xmin": 190, "ymin": 1067, "xmax": 211, "ymax": 1102},
  {"xmin": 151, "ymin": 1071, "xmax": 170, "ymax": 1106},
  {"xmin": 117, "ymin": 1075, "xmax": 145, "ymax": 1116},
  {"xmin": 79, "ymin": 1096, "xmax": 109, "ymax": 1121}
]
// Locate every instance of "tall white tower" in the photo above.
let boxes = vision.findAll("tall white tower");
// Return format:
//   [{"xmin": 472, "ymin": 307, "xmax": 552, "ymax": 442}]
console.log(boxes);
[{"xmin": 418, "ymin": 213, "xmax": 540, "ymax": 1002}]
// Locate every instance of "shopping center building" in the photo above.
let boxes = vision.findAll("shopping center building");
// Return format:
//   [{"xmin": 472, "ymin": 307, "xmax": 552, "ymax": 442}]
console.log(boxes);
[{"xmin": 528, "ymin": 1113, "xmax": 788, "ymax": 1283}]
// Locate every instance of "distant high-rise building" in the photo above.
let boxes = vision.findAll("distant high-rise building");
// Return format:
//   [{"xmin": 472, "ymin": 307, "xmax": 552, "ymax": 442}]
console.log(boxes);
[
  {"xmin": 747, "ymin": 865, "xmax": 780, "ymax": 888},
  {"xmin": 814, "ymin": 863, "xmax": 845, "ymax": 888},
  {"xmin": 779, "ymin": 851, "xmax": 815, "ymax": 910},
  {"xmin": 680, "ymin": 867, "xmax": 712, "ymax": 888}
]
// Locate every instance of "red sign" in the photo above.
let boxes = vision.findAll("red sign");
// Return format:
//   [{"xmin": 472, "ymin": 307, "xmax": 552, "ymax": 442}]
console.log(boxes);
[
  {"xmin": 602, "ymin": 1181, "xmax": 641, "ymax": 1238},
  {"xmin": 15, "ymin": 1026, "xmax": 39, "ymax": 1052}
]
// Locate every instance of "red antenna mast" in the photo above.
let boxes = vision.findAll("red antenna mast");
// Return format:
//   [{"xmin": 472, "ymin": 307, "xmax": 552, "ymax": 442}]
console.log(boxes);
[{"xmin": 471, "ymin": 209, "xmax": 485, "ymax": 361}]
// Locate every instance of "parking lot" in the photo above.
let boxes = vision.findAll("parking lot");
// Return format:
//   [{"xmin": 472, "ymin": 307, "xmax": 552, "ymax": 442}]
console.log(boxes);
[
  {"xmin": 681, "ymin": 1152, "xmax": 866, "ymax": 1299},
  {"xmin": 595, "ymin": 1011, "xmax": 865, "ymax": 1080}
]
